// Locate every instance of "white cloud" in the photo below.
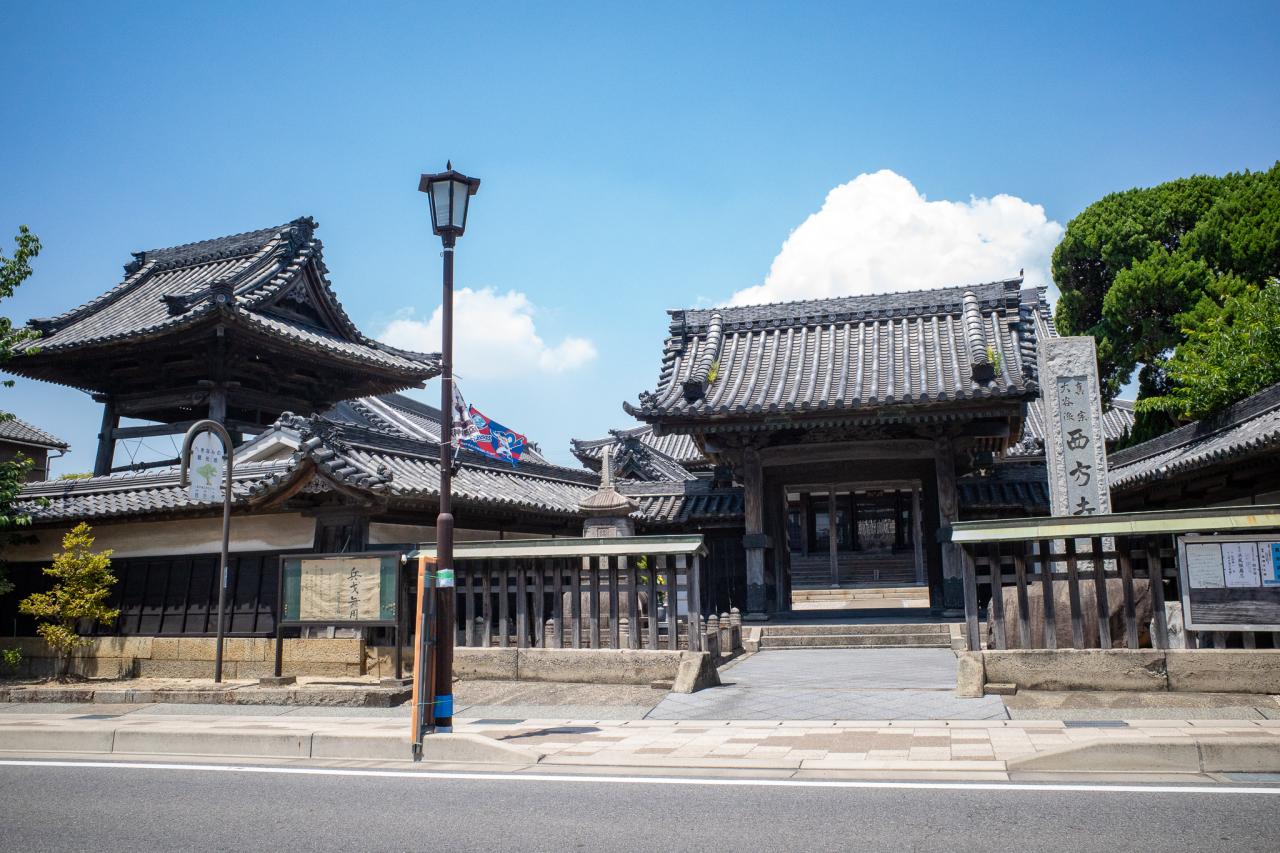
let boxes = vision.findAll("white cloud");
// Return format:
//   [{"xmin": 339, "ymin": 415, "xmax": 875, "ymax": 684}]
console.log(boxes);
[
  {"xmin": 378, "ymin": 287, "xmax": 597, "ymax": 379},
  {"xmin": 730, "ymin": 170, "xmax": 1063, "ymax": 306}
]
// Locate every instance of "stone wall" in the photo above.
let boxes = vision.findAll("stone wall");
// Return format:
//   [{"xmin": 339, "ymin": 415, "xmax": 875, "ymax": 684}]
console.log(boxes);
[
  {"xmin": 957, "ymin": 648, "xmax": 1280, "ymax": 695},
  {"xmin": 3, "ymin": 637, "xmax": 366, "ymax": 679}
]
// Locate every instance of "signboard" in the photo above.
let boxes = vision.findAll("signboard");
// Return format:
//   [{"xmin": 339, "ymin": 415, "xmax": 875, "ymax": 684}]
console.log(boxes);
[
  {"xmin": 1177, "ymin": 534, "xmax": 1280, "ymax": 631},
  {"xmin": 1037, "ymin": 336, "xmax": 1112, "ymax": 517},
  {"xmin": 187, "ymin": 431, "xmax": 225, "ymax": 503},
  {"xmin": 280, "ymin": 552, "xmax": 401, "ymax": 626}
]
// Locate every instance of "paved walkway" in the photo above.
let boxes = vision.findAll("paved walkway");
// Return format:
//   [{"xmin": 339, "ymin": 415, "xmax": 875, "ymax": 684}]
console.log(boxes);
[
  {"xmin": 648, "ymin": 649, "xmax": 1008, "ymax": 720},
  {"xmin": 4, "ymin": 710, "xmax": 1280, "ymax": 776}
]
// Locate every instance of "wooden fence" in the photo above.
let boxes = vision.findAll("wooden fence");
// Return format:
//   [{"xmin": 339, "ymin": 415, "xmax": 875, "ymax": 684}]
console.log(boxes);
[
  {"xmin": 948, "ymin": 506, "xmax": 1280, "ymax": 652},
  {"xmin": 411, "ymin": 535, "xmax": 708, "ymax": 651}
]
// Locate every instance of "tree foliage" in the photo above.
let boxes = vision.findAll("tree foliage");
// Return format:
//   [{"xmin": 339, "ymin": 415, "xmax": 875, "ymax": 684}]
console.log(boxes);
[
  {"xmin": 19, "ymin": 523, "xmax": 118, "ymax": 679},
  {"xmin": 1053, "ymin": 163, "xmax": 1280, "ymax": 441},
  {"xmin": 1137, "ymin": 283, "xmax": 1280, "ymax": 422},
  {"xmin": 0, "ymin": 226, "xmax": 43, "ymax": 596}
]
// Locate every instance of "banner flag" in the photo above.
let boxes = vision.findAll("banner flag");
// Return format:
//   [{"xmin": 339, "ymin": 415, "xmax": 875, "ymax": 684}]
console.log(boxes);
[{"xmin": 450, "ymin": 384, "xmax": 527, "ymax": 467}]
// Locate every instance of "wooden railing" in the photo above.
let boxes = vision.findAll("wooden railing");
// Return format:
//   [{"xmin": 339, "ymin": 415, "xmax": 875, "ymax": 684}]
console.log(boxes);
[
  {"xmin": 947, "ymin": 506, "xmax": 1280, "ymax": 652},
  {"xmin": 411, "ymin": 535, "xmax": 708, "ymax": 652}
]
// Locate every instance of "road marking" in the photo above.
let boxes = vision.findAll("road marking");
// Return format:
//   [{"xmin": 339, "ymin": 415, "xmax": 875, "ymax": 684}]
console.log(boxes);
[{"xmin": 2, "ymin": 759, "xmax": 1279, "ymax": 795}]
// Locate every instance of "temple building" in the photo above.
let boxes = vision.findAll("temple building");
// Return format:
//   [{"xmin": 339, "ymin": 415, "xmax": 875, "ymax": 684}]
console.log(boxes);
[
  {"xmin": 0, "ymin": 220, "xmax": 609, "ymax": 637},
  {"xmin": 3, "ymin": 216, "xmax": 1150, "ymax": 639},
  {"xmin": 0, "ymin": 417, "xmax": 67, "ymax": 481},
  {"xmin": 1108, "ymin": 380, "xmax": 1280, "ymax": 510},
  {"xmin": 620, "ymin": 278, "xmax": 1136, "ymax": 616}
]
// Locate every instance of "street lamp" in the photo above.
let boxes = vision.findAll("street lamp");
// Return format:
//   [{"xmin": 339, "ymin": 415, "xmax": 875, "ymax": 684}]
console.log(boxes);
[{"xmin": 418, "ymin": 162, "xmax": 479, "ymax": 734}]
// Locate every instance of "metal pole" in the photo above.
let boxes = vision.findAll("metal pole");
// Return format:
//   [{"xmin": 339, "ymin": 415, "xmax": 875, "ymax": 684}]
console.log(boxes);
[
  {"xmin": 179, "ymin": 419, "xmax": 235, "ymax": 684},
  {"xmin": 435, "ymin": 233, "xmax": 457, "ymax": 732}
]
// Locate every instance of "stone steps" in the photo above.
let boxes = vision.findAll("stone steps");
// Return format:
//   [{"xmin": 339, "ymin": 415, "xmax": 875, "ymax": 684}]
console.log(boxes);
[
  {"xmin": 758, "ymin": 632, "xmax": 952, "ymax": 649},
  {"xmin": 757, "ymin": 620, "xmax": 954, "ymax": 649},
  {"xmin": 791, "ymin": 586, "xmax": 931, "ymax": 611},
  {"xmin": 762, "ymin": 622, "xmax": 950, "ymax": 636},
  {"xmin": 791, "ymin": 587, "xmax": 929, "ymax": 601}
]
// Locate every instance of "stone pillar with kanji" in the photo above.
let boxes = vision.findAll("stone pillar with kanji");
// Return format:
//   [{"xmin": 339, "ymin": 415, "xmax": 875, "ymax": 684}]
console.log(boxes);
[{"xmin": 1037, "ymin": 335, "xmax": 1111, "ymax": 517}]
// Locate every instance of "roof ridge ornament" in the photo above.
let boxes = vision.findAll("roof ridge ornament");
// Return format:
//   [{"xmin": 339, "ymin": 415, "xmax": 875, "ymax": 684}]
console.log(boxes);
[
  {"xmin": 963, "ymin": 290, "xmax": 994, "ymax": 383},
  {"xmin": 682, "ymin": 311, "xmax": 724, "ymax": 403}
]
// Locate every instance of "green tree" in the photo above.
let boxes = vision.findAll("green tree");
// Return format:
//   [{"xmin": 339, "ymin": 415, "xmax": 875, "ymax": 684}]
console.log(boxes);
[
  {"xmin": 19, "ymin": 523, "xmax": 118, "ymax": 680},
  {"xmin": 0, "ymin": 226, "xmax": 44, "ymax": 596},
  {"xmin": 1053, "ymin": 163, "xmax": 1280, "ymax": 440},
  {"xmin": 1137, "ymin": 284, "xmax": 1280, "ymax": 423}
]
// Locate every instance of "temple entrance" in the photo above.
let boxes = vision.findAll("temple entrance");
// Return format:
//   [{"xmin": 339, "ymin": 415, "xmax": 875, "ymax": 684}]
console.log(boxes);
[{"xmin": 785, "ymin": 481, "xmax": 928, "ymax": 610}]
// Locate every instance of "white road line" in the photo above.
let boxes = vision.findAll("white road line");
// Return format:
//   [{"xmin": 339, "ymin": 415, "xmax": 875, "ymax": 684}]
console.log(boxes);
[{"xmin": 1, "ymin": 759, "xmax": 1278, "ymax": 795}]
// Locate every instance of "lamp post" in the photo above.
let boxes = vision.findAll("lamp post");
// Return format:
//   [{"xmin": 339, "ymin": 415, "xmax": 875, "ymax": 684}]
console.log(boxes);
[{"xmin": 418, "ymin": 162, "xmax": 480, "ymax": 733}]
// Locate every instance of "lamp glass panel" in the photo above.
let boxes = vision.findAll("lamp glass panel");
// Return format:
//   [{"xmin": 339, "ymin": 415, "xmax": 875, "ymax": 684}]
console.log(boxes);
[
  {"xmin": 431, "ymin": 181, "xmax": 453, "ymax": 228},
  {"xmin": 450, "ymin": 179, "xmax": 471, "ymax": 228}
]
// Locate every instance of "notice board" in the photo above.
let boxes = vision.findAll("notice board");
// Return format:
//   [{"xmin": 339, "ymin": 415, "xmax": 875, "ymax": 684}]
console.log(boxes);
[
  {"xmin": 1176, "ymin": 534, "xmax": 1280, "ymax": 631},
  {"xmin": 280, "ymin": 552, "xmax": 400, "ymax": 626}
]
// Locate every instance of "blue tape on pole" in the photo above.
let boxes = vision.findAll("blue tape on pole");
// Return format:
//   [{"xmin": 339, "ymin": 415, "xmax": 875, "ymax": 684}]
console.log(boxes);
[{"xmin": 435, "ymin": 694, "xmax": 453, "ymax": 717}]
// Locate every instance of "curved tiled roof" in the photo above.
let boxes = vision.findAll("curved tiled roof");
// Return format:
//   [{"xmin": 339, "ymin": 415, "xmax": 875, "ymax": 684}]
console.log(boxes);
[
  {"xmin": 571, "ymin": 425, "xmax": 708, "ymax": 471},
  {"xmin": 0, "ymin": 416, "xmax": 67, "ymax": 450},
  {"xmin": 1107, "ymin": 383, "xmax": 1280, "ymax": 492},
  {"xmin": 17, "ymin": 406, "xmax": 593, "ymax": 524},
  {"xmin": 13, "ymin": 218, "xmax": 438, "ymax": 389},
  {"xmin": 627, "ymin": 278, "xmax": 1042, "ymax": 423},
  {"xmin": 618, "ymin": 481, "xmax": 745, "ymax": 526}
]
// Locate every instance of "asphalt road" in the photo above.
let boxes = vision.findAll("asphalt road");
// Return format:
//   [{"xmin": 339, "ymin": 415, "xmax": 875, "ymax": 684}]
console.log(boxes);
[{"xmin": 2, "ymin": 761, "xmax": 1279, "ymax": 852}]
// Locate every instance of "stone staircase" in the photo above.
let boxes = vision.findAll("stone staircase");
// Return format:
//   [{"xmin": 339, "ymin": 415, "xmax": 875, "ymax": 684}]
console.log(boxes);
[
  {"xmin": 757, "ymin": 621, "xmax": 954, "ymax": 649},
  {"xmin": 790, "ymin": 553, "xmax": 917, "ymax": 587},
  {"xmin": 791, "ymin": 585, "xmax": 930, "ymax": 611}
]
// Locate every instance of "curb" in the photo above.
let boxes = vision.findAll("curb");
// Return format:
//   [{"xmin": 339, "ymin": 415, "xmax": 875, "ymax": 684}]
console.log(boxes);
[
  {"xmin": 0, "ymin": 724, "xmax": 541, "ymax": 765},
  {"xmin": 1006, "ymin": 736, "xmax": 1280, "ymax": 773},
  {"xmin": 1, "ymin": 686, "xmax": 410, "ymax": 708}
]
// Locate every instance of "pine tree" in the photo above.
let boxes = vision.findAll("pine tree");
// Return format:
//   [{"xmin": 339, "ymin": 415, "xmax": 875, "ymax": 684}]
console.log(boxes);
[{"xmin": 19, "ymin": 523, "xmax": 118, "ymax": 680}]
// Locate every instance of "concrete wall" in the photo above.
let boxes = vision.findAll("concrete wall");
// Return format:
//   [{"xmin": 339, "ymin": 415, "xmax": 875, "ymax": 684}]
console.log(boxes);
[
  {"xmin": 7, "ymin": 513, "xmax": 316, "ymax": 561},
  {"xmin": 960, "ymin": 648, "xmax": 1280, "ymax": 695},
  {"xmin": 3, "ymin": 637, "xmax": 365, "ymax": 679},
  {"xmin": 3, "ymin": 637, "xmax": 710, "ymax": 688},
  {"xmin": 368, "ymin": 646, "xmax": 716, "ymax": 689}
]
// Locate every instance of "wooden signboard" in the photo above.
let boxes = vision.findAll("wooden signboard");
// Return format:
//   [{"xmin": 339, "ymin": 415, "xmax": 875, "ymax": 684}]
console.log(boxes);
[
  {"xmin": 1176, "ymin": 534, "xmax": 1280, "ymax": 631},
  {"xmin": 279, "ymin": 552, "xmax": 401, "ymax": 626}
]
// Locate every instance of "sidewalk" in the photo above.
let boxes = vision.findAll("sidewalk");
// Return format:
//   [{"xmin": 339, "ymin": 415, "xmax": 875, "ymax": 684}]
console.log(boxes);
[{"xmin": 4, "ymin": 709, "xmax": 1280, "ymax": 779}]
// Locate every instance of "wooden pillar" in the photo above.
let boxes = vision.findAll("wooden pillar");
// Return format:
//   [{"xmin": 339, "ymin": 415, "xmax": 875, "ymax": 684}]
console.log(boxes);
[
  {"xmin": 828, "ymin": 487, "xmax": 839, "ymax": 587},
  {"xmin": 912, "ymin": 486, "xmax": 926, "ymax": 585},
  {"xmin": 769, "ymin": 481, "xmax": 790, "ymax": 614},
  {"xmin": 798, "ymin": 492, "xmax": 810, "ymax": 557},
  {"xmin": 741, "ymin": 447, "xmax": 769, "ymax": 618},
  {"xmin": 208, "ymin": 385, "xmax": 228, "ymax": 424},
  {"xmin": 93, "ymin": 398, "xmax": 118, "ymax": 477},
  {"xmin": 935, "ymin": 437, "xmax": 964, "ymax": 614}
]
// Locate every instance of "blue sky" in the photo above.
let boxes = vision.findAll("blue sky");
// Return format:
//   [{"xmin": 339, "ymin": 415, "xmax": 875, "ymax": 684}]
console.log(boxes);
[{"xmin": 2, "ymin": 1, "xmax": 1278, "ymax": 474}]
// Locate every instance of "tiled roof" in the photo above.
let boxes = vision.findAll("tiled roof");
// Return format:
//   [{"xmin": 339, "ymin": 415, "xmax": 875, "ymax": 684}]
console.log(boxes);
[
  {"xmin": 1107, "ymin": 382, "xmax": 1280, "ymax": 492},
  {"xmin": 958, "ymin": 462, "xmax": 1051, "ymax": 515},
  {"xmin": 1008, "ymin": 398, "xmax": 1134, "ymax": 458},
  {"xmin": 627, "ymin": 279, "xmax": 1042, "ymax": 424},
  {"xmin": 329, "ymin": 393, "xmax": 550, "ymax": 465},
  {"xmin": 618, "ymin": 481, "xmax": 745, "ymax": 526},
  {"xmin": 571, "ymin": 427, "xmax": 697, "ymax": 483},
  {"xmin": 17, "ymin": 462, "xmax": 290, "ymax": 523},
  {"xmin": 0, "ymin": 416, "xmax": 67, "ymax": 450},
  {"xmin": 571, "ymin": 425, "xmax": 709, "ymax": 471},
  {"xmin": 17, "ymin": 404, "xmax": 592, "ymax": 524},
  {"xmin": 14, "ymin": 218, "xmax": 438, "ymax": 384}
]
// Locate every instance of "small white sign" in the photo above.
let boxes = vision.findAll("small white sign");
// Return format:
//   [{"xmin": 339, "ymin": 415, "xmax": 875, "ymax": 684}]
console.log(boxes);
[
  {"xmin": 1223, "ymin": 542, "xmax": 1263, "ymax": 588},
  {"xmin": 187, "ymin": 431, "xmax": 225, "ymax": 503},
  {"xmin": 1185, "ymin": 543, "xmax": 1226, "ymax": 589}
]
